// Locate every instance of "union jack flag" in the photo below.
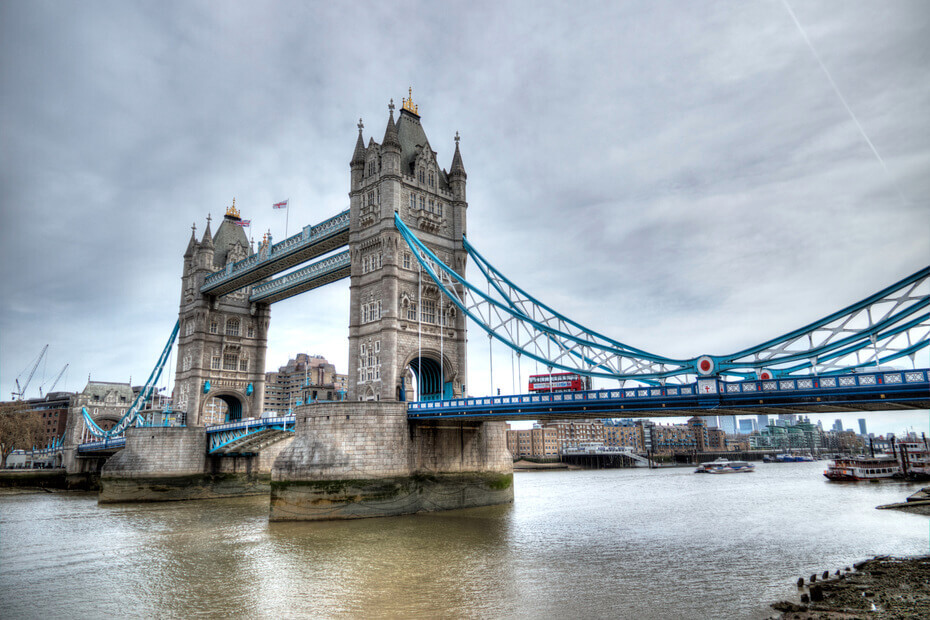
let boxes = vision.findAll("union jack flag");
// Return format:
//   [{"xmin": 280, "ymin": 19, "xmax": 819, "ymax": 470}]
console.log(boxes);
[
  {"xmin": 273, "ymin": 199, "xmax": 288, "ymax": 209},
  {"xmin": 234, "ymin": 219, "xmax": 251, "ymax": 227}
]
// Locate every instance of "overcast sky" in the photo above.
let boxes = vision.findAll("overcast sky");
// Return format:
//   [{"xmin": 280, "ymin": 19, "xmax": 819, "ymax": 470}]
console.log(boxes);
[{"xmin": 1, "ymin": 1, "xmax": 927, "ymax": 436}]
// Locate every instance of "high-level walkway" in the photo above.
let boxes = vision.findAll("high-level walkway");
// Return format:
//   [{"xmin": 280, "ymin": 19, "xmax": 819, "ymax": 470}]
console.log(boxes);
[{"xmin": 201, "ymin": 209, "xmax": 349, "ymax": 297}]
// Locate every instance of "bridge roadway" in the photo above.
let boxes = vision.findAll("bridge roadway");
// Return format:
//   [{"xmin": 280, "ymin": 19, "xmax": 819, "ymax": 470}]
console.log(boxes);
[
  {"xmin": 74, "ymin": 369, "xmax": 929, "ymax": 454},
  {"xmin": 407, "ymin": 369, "xmax": 930, "ymax": 421},
  {"xmin": 201, "ymin": 209, "xmax": 349, "ymax": 298}
]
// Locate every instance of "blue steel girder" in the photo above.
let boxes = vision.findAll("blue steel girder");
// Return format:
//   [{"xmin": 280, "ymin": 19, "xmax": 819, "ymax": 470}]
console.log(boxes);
[
  {"xmin": 206, "ymin": 416, "xmax": 295, "ymax": 455},
  {"xmin": 201, "ymin": 209, "xmax": 350, "ymax": 297},
  {"xmin": 395, "ymin": 214, "xmax": 929, "ymax": 382},
  {"xmin": 407, "ymin": 369, "xmax": 930, "ymax": 421},
  {"xmin": 81, "ymin": 320, "xmax": 180, "ymax": 439},
  {"xmin": 249, "ymin": 251, "xmax": 350, "ymax": 304}
]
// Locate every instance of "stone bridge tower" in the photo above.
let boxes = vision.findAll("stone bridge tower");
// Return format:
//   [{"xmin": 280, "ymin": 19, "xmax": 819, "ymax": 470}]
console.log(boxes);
[
  {"xmin": 172, "ymin": 203, "xmax": 271, "ymax": 425},
  {"xmin": 348, "ymin": 92, "xmax": 468, "ymax": 402}
]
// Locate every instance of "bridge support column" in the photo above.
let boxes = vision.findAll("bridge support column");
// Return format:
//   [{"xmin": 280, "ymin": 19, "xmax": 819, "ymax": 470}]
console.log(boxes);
[
  {"xmin": 270, "ymin": 402, "xmax": 513, "ymax": 520},
  {"xmin": 98, "ymin": 426, "xmax": 271, "ymax": 502}
]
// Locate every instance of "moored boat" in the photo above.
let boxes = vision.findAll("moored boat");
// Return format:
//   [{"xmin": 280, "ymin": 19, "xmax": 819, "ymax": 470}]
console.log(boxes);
[
  {"xmin": 694, "ymin": 458, "xmax": 755, "ymax": 474},
  {"xmin": 823, "ymin": 455, "xmax": 900, "ymax": 481}
]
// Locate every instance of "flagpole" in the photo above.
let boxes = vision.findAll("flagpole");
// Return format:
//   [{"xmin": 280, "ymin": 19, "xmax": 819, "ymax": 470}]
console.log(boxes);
[{"xmin": 285, "ymin": 198, "xmax": 290, "ymax": 238}]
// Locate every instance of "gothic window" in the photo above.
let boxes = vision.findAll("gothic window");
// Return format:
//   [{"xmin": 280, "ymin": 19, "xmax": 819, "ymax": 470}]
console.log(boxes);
[
  {"xmin": 407, "ymin": 302, "xmax": 417, "ymax": 321},
  {"xmin": 209, "ymin": 321, "xmax": 218, "ymax": 334},
  {"xmin": 438, "ymin": 202, "xmax": 443, "ymax": 217},
  {"xmin": 419, "ymin": 196, "xmax": 425, "ymax": 210},
  {"xmin": 223, "ymin": 353, "xmax": 238, "ymax": 371},
  {"xmin": 362, "ymin": 304, "xmax": 369, "ymax": 323},
  {"xmin": 428, "ymin": 171, "xmax": 434, "ymax": 187},
  {"xmin": 239, "ymin": 358, "xmax": 248, "ymax": 371},
  {"xmin": 225, "ymin": 319, "xmax": 240, "ymax": 336},
  {"xmin": 367, "ymin": 191, "xmax": 375, "ymax": 206},
  {"xmin": 363, "ymin": 256, "xmax": 369, "ymax": 274},
  {"xmin": 409, "ymin": 193, "xmax": 415, "ymax": 210},
  {"xmin": 368, "ymin": 160, "xmax": 377, "ymax": 176},
  {"xmin": 418, "ymin": 168, "xmax": 425, "ymax": 183},
  {"xmin": 403, "ymin": 253, "xmax": 411, "ymax": 269},
  {"xmin": 421, "ymin": 300, "xmax": 435, "ymax": 324},
  {"xmin": 211, "ymin": 356, "xmax": 221, "ymax": 370},
  {"xmin": 247, "ymin": 325, "xmax": 255, "ymax": 338},
  {"xmin": 185, "ymin": 321, "xmax": 194, "ymax": 336},
  {"xmin": 428, "ymin": 199, "xmax": 434, "ymax": 213}
]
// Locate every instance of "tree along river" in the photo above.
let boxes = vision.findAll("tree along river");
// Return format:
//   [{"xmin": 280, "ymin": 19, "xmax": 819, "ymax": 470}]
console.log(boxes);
[{"xmin": 1, "ymin": 461, "xmax": 926, "ymax": 619}]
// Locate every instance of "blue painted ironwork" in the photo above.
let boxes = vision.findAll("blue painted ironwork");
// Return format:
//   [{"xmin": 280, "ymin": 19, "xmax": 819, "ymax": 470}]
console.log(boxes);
[
  {"xmin": 77, "ymin": 436, "xmax": 127, "ymax": 453},
  {"xmin": 206, "ymin": 415, "xmax": 295, "ymax": 454},
  {"xmin": 249, "ymin": 250, "xmax": 350, "ymax": 303},
  {"xmin": 407, "ymin": 369, "xmax": 930, "ymax": 421},
  {"xmin": 81, "ymin": 320, "xmax": 180, "ymax": 438},
  {"xmin": 395, "ymin": 214, "xmax": 929, "ymax": 383},
  {"xmin": 201, "ymin": 209, "xmax": 350, "ymax": 296}
]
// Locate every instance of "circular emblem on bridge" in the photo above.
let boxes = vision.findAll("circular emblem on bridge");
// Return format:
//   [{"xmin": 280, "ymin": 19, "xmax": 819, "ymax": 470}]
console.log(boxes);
[
  {"xmin": 758, "ymin": 369, "xmax": 773, "ymax": 380},
  {"xmin": 696, "ymin": 356, "xmax": 715, "ymax": 376}
]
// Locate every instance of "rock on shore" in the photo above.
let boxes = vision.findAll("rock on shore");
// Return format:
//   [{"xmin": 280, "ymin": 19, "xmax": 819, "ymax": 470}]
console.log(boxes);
[{"xmin": 770, "ymin": 556, "xmax": 930, "ymax": 619}]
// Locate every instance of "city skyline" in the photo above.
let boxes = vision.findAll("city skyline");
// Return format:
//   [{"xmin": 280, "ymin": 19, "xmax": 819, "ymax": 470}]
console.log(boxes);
[{"xmin": 1, "ymin": 2, "xmax": 927, "ymax": 436}]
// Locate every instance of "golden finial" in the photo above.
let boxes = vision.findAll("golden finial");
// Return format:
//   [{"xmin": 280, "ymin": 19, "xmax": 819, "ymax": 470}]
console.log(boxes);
[
  {"xmin": 402, "ymin": 87, "xmax": 418, "ymax": 115},
  {"xmin": 226, "ymin": 197, "xmax": 240, "ymax": 219}
]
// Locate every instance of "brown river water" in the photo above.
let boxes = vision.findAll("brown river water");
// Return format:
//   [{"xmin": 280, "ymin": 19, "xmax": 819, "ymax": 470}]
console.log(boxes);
[{"xmin": 1, "ymin": 461, "xmax": 927, "ymax": 619}]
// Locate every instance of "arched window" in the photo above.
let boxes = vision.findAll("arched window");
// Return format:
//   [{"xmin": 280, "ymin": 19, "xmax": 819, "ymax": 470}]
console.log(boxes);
[{"xmin": 225, "ymin": 319, "xmax": 240, "ymax": 336}]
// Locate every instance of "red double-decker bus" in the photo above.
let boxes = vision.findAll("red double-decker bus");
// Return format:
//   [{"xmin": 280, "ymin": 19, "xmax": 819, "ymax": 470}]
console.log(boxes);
[{"xmin": 528, "ymin": 372, "xmax": 591, "ymax": 393}]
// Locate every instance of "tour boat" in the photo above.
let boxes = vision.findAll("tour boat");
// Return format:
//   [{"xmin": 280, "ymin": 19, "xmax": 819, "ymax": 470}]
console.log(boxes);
[
  {"xmin": 694, "ymin": 458, "xmax": 755, "ymax": 474},
  {"xmin": 899, "ymin": 441, "xmax": 930, "ymax": 481},
  {"xmin": 823, "ymin": 455, "xmax": 900, "ymax": 481}
]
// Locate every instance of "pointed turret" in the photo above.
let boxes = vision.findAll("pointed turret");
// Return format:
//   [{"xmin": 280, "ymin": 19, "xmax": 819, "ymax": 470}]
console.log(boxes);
[
  {"xmin": 350, "ymin": 118, "xmax": 366, "ymax": 167},
  {"xmin": 201, "ymin": 214, "xmax": 214, "ymax": 248},
  {"xmin": 184, "ymin": 223, "xmax": 197, "ymax": 259},
  {"xmin": 382, "ymin": 104, "xmax": 400, "ymax": 150},
  {"xmin": 449, "ymin": 131, "xmax": 466, "ymax": 180}
]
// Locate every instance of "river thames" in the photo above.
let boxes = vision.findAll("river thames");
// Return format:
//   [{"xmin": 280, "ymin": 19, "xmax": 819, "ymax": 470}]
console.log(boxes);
[{"xmin": 1, "ymin": 462, "xmax": 927, "ymax": 619}]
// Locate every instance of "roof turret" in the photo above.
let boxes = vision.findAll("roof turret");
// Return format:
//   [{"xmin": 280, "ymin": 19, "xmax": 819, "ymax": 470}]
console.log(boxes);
[
  {"xmin": 201, "ymin": 214, "xmax": 214, "ymax": 249},
  {"xmin": 449, "ymin": 132, "xmax": 466, "ymax": 179},
  {"xmin": 382, "ymin": 101, "xmax": 400, "ymax": 150},
  {"xmin": 184, "ymin": 223, "xmax": 197, "ymax": 258},
  {"xmin": 350, "ymin": 119, "xmax": 366, "ymax": 166}
]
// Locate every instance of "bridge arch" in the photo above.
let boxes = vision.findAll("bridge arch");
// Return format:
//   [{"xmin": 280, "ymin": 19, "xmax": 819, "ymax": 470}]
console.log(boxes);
[
  {"xmin": 404, "ymin": 350, "xmax": 456, "ymax": 401},
  {"xmin": 202, "ymin": 391, "xmax": 249, "ymax": 423}
]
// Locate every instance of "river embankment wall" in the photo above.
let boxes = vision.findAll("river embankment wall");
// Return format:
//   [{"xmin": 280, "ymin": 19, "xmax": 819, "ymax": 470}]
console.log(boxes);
[{"xmin": 270, "ymin": 402, "xmax": 514, "ymax": 520}]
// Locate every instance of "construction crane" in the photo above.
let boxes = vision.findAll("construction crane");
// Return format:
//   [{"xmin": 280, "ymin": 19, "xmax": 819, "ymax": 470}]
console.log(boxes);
[
  {"xmin": 39, "ymin": 363, "xmax": 69, "ymax": 397},
  {"xmin": 12, "ymin": 345, "xmax": 48, "ymax": 400}
]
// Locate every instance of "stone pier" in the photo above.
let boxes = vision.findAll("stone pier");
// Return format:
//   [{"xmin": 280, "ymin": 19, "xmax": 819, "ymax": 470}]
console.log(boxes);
[
  {"xmin": 269, "ymin": 402, "xmax": 514, "ymax": 521},
  {"xmin": 98, "ymin": 426, "xmax": 291, "ymax": 503}
]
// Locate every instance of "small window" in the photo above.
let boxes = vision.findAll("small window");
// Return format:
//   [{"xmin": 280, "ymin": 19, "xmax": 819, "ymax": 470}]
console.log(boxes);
[
  {"xmin": 409, "ymin": 194, "xmax": 415, "ymax": 210},
  {"xmin": 419, "ymin": 196, "xmax": 425, "ymax": 210},
  {"xmin": 209, "ymin": 321, "xmax": 218, "ymax": 334},
  {"xmin": 239, "ymin": 359, "xmax": 248, "ymax": 371},
  {"xmin": 403, "ymin": 253, "xmax": 411, "ymax": 269},
  {"xmin": 211, "ymin": 356, "xmax": 221, "ymax": 370},
  {"xmin": 247, "ymin": 325, "xmax": 255, "ymax": 338},
  {"xmin": 223, "ymin": 353, "xmax": 238, "ymax": 371},
  {"xmin": 418, "ymin": 169, "xmax": 425, "ymax": 183},
  {"xmin": 225, "ymin": 319, "xmax": 240, "ymax": 336}
]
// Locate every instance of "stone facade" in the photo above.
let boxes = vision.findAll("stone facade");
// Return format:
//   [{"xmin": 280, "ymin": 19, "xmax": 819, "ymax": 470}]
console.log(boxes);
[
  {"xmin": 347, "ymin": 94, "xmax": 468, "ymax": 402},
  {"xmin": 61, "ymin": 381, "xmax": 134, "ymax": 471},
  {"xmin": 264, "ymin": 353, "xmax": 347, "ymax": 413},
  {"xmin": 173, "ymin": 207, "xmax": 271, "ymax": 425},
  {"xmin": 98, "ymin": 426, "xmax": 284, "ymax": 502},
  {"xmin": 270, "ymin": 402, "xmax": 513, "ymax": 520}
]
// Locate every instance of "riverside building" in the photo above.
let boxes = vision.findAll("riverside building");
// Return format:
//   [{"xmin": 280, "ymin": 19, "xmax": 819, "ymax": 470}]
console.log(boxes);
[{"xmin": 264, "ymin": 354, "xmax": 347, "ymax": 414}]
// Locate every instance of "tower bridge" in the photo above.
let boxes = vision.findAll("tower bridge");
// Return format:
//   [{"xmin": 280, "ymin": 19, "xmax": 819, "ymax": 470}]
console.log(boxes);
[{"xmin": 58, "ymin": 91, "xmax": 928, "ymax": 517}]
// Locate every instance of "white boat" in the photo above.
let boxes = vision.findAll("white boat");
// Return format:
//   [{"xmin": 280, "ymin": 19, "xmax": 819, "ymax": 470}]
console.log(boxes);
[
  {"xmin": 823, "ymin": 455, "xmax": 900, "ymax": 481},
  {"xmin": 694, "ymin": 458, "xmax": 755, "ymax": 474}
]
